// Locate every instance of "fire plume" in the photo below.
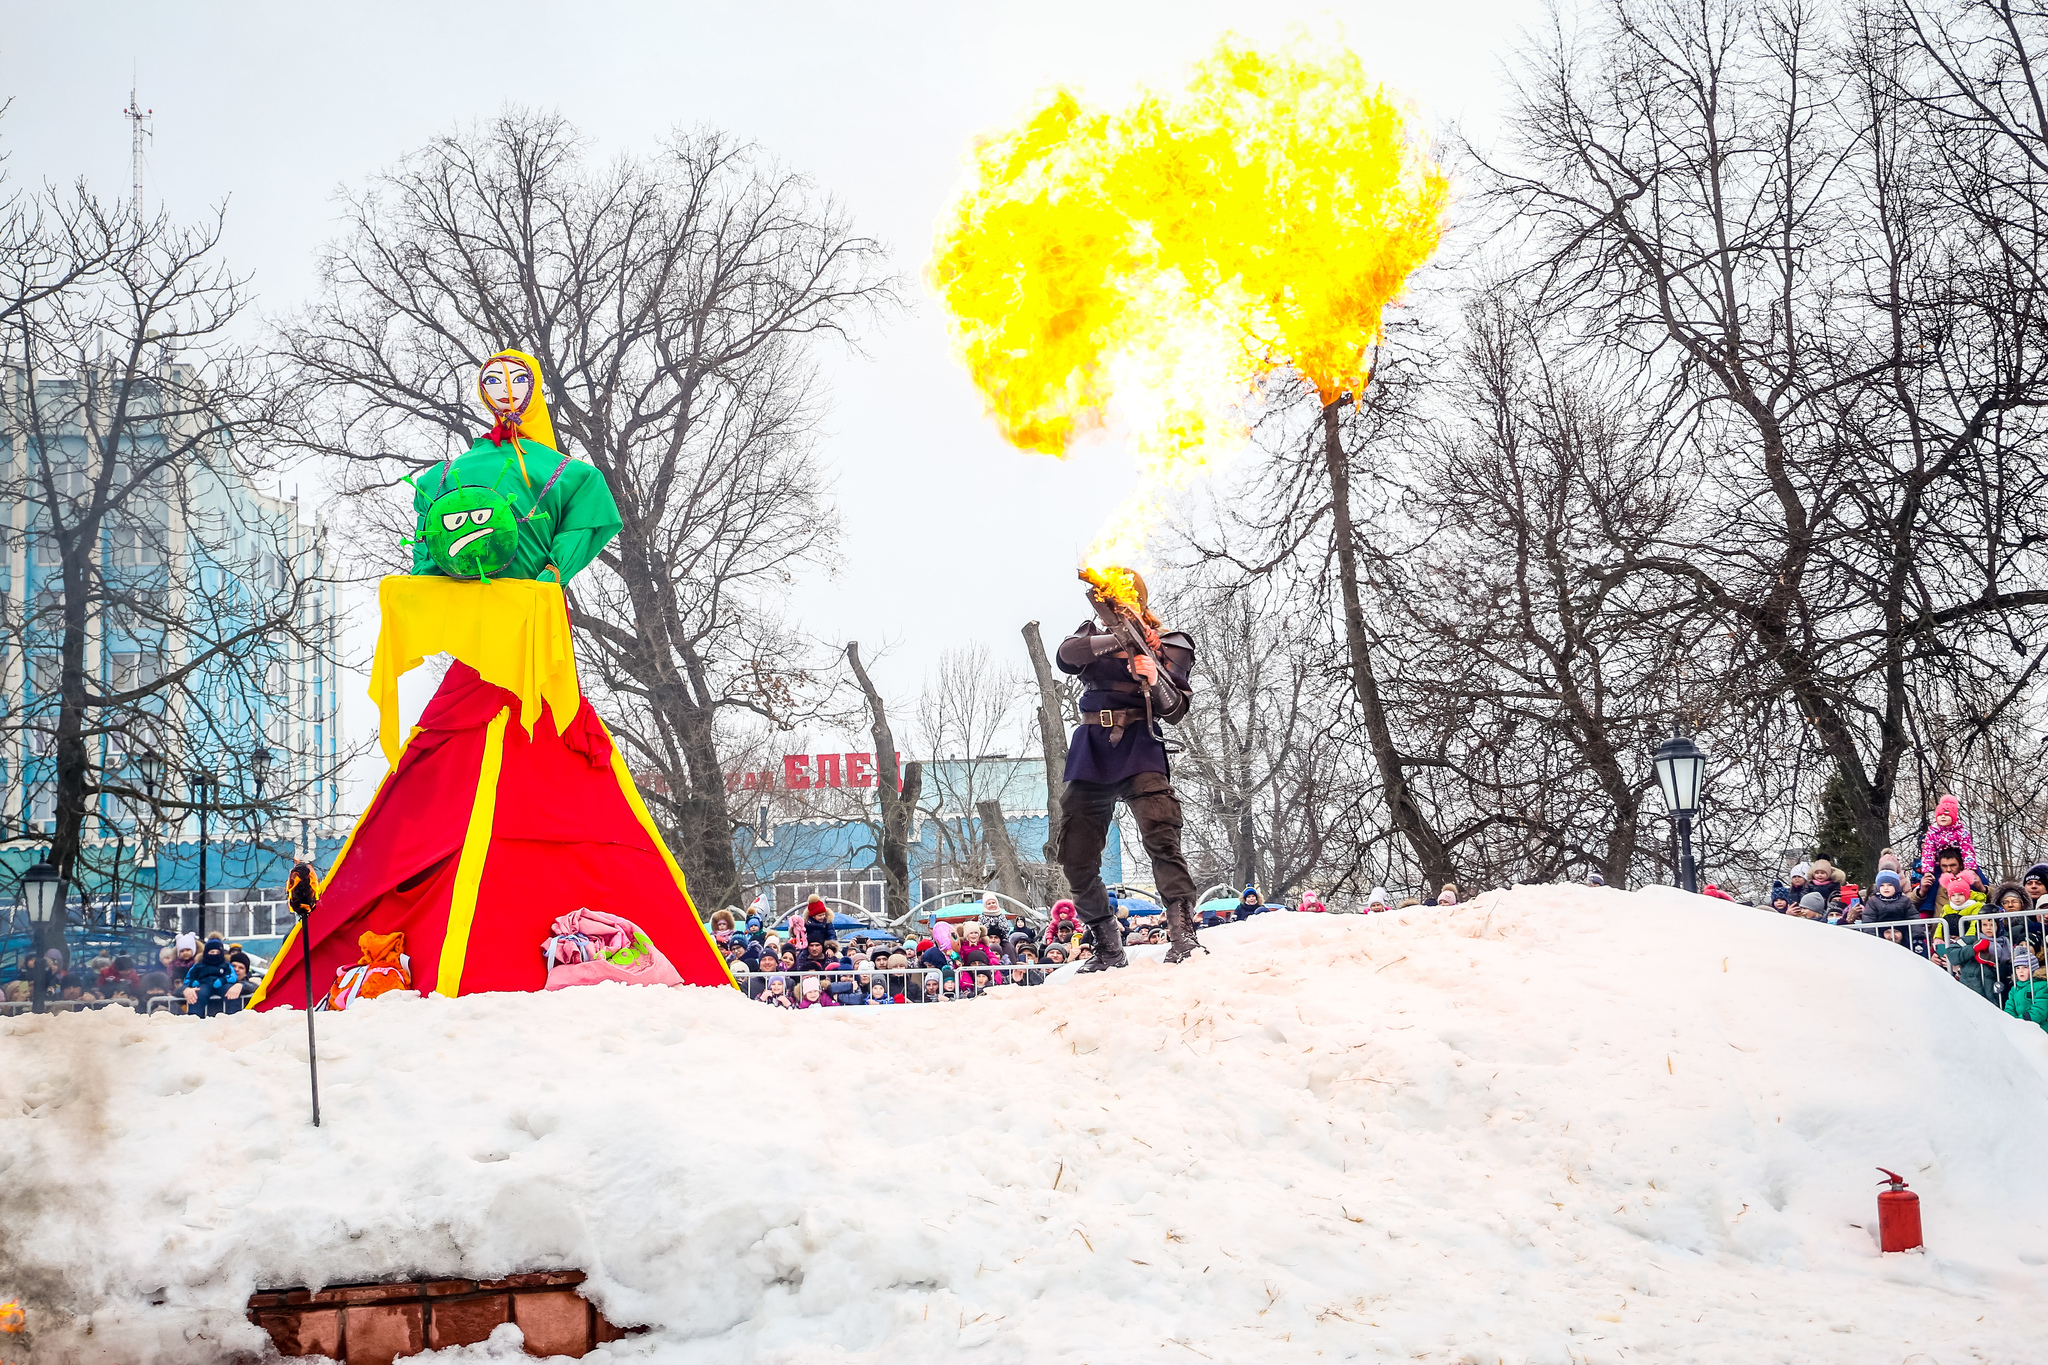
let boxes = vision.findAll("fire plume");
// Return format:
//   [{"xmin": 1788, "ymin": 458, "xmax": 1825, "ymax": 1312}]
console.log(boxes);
[
  {"xmin": 1080, "ymin": 564, "xmax": 1157, "ymax": 643},
  {"xmin": 930, "ymin": 34, "xmax": 1449, "ymax": 570}
]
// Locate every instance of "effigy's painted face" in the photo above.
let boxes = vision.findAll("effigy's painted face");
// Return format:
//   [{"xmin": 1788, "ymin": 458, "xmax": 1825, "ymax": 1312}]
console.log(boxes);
[
  {"xmin": 424, "ymin": 484, "xmax": 520, "ymax": 579},
  {"xmin": 478, "ymin": 356, "xmax": 535, "ymax": 418}
]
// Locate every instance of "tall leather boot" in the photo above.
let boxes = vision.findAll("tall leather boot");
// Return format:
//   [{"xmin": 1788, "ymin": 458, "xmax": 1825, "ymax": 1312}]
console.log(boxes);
[
  {"xmin": 1077, "ymin": 916, "xmax": 1128, "ymax": 972},
  {"xmin": 1163, "ymin": 899, "xmax": 1205, "ymax": 964}
]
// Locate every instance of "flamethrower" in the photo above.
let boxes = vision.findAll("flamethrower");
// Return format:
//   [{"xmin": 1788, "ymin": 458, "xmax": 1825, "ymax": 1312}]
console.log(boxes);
[{"xmin": 1081, "ymin": 566, "xmax": 1172, "ymax": 743}]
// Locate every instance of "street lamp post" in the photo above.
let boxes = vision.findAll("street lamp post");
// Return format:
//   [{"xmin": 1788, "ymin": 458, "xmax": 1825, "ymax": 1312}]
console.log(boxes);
[
  {"xmin": 190, "ymin": 770, "xmax": 219, "ymax": 938},
  {"xmin": 135, "ymin": 751, "xmax": 163, "ymax": 929},
  {"xmin": 1652, "ymin": 730, "xmax": 1706, "ymax": 894},
  {"xmin": 21, "ymin": 859, "xmax": 61, "ymax": 1014}
]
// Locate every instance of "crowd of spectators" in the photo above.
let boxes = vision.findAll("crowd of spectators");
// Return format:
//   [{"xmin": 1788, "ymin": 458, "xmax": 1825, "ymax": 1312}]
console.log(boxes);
[
  {"xmin": 3, "ymin": 931, "xmax": 259, "ymax": 1015},
  {"xmin": 1622, "ymin": 793, "xmax": 2048, "ymax": 1026},
  {"xmin": 711, "ymin": 889, "xmax": 1307, "ymax": 1008},
  {"xmin": 22, "ymin": 798, "xmax": 2036, "ymax": 1024},
  {"xmin": 1732, "ymin": 800, "xmax": 2048, "ymax": 1023}
]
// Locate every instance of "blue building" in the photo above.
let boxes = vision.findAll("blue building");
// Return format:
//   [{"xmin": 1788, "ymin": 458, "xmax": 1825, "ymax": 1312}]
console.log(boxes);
[
  {"xmin": 0, "ymin": 358, "xmax": 345, "ymax": 954},
  {"xmin": 730, "ymin": 756, "xmax": 1122, "ymax": 917}
]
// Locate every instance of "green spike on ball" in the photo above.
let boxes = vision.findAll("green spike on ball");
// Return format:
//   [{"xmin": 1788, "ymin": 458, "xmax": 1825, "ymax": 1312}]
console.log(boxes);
[{"xmin": 422, "ymin": 485, "xmax": 520, "ymax": 580}]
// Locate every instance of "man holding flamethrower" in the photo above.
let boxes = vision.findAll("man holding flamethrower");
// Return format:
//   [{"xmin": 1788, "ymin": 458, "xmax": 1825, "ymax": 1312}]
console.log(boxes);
[{"xmin": 1057, "ymin": 567, "xmax": 1201, "ymax": 969}]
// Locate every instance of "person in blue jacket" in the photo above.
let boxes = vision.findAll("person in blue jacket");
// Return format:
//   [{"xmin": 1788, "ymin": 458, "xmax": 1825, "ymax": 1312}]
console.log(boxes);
[{"xmin": 181, "ymin": 937, "xmax": 242, "ymax": 1018}]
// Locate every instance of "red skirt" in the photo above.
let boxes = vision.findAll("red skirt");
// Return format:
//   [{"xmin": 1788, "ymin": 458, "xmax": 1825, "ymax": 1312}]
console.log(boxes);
[{"xmin": 253, "ymin": 662, "xmax": 731, "ymax": 1008}]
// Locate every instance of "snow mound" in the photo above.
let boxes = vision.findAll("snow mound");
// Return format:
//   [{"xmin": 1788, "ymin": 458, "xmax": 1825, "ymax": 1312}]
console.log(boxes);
[{"xmin": 7, "ymin": 884, "xmax": 2048, "ymax": 1363}]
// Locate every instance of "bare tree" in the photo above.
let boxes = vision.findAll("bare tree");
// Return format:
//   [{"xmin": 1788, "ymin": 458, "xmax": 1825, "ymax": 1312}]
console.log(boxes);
[
  {"xmin": 911, "ymin": 642, "xmax": 1027, "ymax": 893},
  {"xmin": 1479, "ymin": 0, "xmax": 2048, "ymax": 863},
  {"xmin": 1020, "ymin": 620, "xmax": 1070, "ymax": 881},
  {"xmin": 283, "ymin": 110, "xmax": 897, "ymax": 905},
  {"xmin": 845, "ymin": 640, "xmax": 923, "ymax": 916},
  {"xmin": 0, "ymin": 182, "xmax": 339, "ymax": 915}
]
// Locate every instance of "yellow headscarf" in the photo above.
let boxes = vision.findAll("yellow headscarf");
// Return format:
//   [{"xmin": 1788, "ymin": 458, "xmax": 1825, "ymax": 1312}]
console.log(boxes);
[{"xmin": 477, "ymin": 348, "xmax": 558, "ymax": 451}]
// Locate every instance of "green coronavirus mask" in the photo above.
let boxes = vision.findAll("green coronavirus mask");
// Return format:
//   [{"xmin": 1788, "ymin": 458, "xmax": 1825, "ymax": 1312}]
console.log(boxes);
[{"xmin": 423, "ymin": 485, "xmax": 520, "ymax": 579}]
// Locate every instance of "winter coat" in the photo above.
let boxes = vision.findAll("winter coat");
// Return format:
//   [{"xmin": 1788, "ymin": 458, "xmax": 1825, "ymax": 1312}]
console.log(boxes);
[
  {"xmin": 1941, "ymin": 940, "xmax": 2001, "ymax": 1004},
  {"xmin": 1860, "ymin": 888, "xmax": 1919, "ymax": 925},
  {"xmin": 1919, "ymin": 819, "xmax": 1980, "ymax": 875},
  {"xmin": 183, "ymin": 952, "xmax": 235, "ymax": 993},
  {"xmin": 2004, "ymin": 979, "xmax": 2048, "ymax": 1029},
  {"xmin": 1804, "ymin": 878, "xmax": 1844, "ymax": 909},
  {"xmin": 1919, "ymin": 868, "xmax": 1986, "ymax": 917},
  {"xmin": 1770, "ymin": 879, "xmax": 1810, "ymax": 908}
]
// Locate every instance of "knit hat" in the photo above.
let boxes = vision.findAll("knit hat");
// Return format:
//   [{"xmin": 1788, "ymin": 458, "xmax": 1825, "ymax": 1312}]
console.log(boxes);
[
  {"xmin": 2027, "ymin": 863, "xmax": 2048, "ymax": 888},
  {"xmin": 1790, "ymin": 862, "xmax": 1810, "ymax": 880},
  {"xmin": 1875, "ymin": 869, "xmax": 1902, "ymax": 894},
  {"xmin": 2015, "ymin": 944, "xmax": 2040, "ymax": 970},
  {"xmin": 1587, "ymin": 871, "xmax": 1604, "ymax": 886},
  {"xmin": 174, "ymin": 932, "xmax": 198, "ymax": 955},
  {"xmin": 1935, "ymin": 793, "xmax": 1962, "ymax": 826},
  {"xmin": 1800, "ymin": 892, "xmax": 1825, "ymax": 913},
  {"xmin": 1942, "ymin": 872, "xmax": 1975, "ymax": 900},
  {"xmin": 1878, "ymin": 852, "xmax": 1903, "ymax": 874}
]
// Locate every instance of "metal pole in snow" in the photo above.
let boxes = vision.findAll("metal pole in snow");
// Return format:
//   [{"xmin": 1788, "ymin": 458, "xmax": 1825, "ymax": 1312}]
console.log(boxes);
[
  {"xmin": 300, "ymin": 905, "xmax": 320, "ymax": 1127},
  {"xmin": 289, "ymin": 860, "xmax": 322, "ymax": 1128}
]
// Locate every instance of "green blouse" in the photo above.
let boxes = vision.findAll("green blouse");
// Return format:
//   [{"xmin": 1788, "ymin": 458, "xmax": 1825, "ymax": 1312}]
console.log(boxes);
[{"xmin": 411, "ymin": 436, "xmax": 621, "ymax": 585}]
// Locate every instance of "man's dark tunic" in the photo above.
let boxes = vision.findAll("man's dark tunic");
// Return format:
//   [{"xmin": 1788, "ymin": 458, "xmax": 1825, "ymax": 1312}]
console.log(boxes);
[{"xmin": 1054, "ymin": 620, "xmax": 1199, "ymax": 926}]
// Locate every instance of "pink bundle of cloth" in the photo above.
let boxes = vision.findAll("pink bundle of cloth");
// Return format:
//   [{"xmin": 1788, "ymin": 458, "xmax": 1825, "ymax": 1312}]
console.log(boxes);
[{"xmin": 541, "ymin": 908, "xmax": 684, "ymax": 990}]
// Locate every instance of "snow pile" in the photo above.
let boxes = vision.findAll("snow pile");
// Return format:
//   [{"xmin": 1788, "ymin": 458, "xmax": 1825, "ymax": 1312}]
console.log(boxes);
[{"xmin": 6, "ymin": 884, "xmax": 2048, "ymax": 1363}]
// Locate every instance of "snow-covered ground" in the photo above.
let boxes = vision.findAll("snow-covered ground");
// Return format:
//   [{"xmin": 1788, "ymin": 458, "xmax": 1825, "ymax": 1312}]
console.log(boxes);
[{"xmin": 6, "ymin": 884, "xmax": 2048, "ymax": 1364}]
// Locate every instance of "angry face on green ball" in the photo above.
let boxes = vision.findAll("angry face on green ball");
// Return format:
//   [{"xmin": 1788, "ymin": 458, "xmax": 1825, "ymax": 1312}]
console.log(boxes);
[{"xmin": 424, "ymin": 486, "xmax": 520, "ymax": 579}]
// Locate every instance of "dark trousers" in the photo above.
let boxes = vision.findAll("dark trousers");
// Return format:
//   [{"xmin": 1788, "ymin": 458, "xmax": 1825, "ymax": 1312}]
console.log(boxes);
[{"xmin": 1057, "ymin": 772, "xmax": 1198, "ymax": 926}]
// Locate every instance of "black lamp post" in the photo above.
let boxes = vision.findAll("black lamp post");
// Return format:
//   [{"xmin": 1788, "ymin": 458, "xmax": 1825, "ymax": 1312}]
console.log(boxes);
[
  {"xmin": 1652, "ymin": 730, "xmax": 1706, "ymax": 894},
  {"xmin": 21, "ymin": 859, "xmax": 61, "ymax": 1014},
  {"xmin": 135, "ymin": 749, "xmax": 162, "ymax": 803},
  {"xmin": 134, "ymin": 750, "xmax": 164, "ymax": 930},
  {"xmin": 190, "ymin": 769, "xmax": 220, "ymax": 938}
]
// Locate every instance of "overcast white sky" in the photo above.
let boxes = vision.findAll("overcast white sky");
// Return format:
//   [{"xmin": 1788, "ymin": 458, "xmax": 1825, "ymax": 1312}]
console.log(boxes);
[{"xmin": 0, "ymin": 0, "xmax": 1528, "ymax": 808}]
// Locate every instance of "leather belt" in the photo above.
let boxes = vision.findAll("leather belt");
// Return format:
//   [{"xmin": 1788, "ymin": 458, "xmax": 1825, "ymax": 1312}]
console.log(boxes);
[{"xmin": 1081, "ymin": 706, "xmax": 1147, "ymax": 746}]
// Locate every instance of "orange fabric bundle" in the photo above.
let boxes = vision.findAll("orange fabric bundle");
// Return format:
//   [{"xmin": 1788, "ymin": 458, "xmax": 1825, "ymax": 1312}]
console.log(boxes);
[{"xmin": 322, "ymin": 930, "xmax": 414, "ymax": 1011}]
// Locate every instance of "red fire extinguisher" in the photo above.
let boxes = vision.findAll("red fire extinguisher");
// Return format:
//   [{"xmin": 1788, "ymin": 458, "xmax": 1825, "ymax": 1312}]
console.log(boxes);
[{"xmin": 1877, "ymin": 1168, "xmax": 1923, "ymax": 1252}]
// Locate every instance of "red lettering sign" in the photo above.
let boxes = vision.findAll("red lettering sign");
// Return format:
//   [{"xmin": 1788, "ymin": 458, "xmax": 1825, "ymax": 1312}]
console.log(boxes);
[{"xmin": 725, "ymin": 752, "xmax": 911, "ymax": 793}]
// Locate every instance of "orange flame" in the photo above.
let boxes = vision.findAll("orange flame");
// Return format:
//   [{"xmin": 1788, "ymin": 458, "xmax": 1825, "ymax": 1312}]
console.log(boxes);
[
  {"xmin": 0, "ymin": 1300, "xmax": 22, "ymax": 1333},
  {"xmin": 931, "ymin": 34, "xmax": 1450, "ymax": 569},
  {"xmin": 1079, "ymin": 565, "xmax": 1160, "ymax": 647}
]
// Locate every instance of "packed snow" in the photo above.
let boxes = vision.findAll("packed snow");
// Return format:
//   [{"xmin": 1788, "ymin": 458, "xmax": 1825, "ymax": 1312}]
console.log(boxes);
[{"xmin": 5, "ymin": 884, "xmax": 2048, "ymax": 1363}]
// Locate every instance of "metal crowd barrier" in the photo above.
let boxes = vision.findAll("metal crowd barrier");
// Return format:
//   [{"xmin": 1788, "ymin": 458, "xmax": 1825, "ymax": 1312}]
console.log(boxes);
[
  {"xmin": 732, "ymin": 961, "xmax": 1059, "ymax": 1006},
  {"xmin": 0, "ymin": 996, "xmax": 155, "ymax": 1016},
  {"xmin": 1843, "ymin": 904, "xmax": 2047, "ymax": 1008},
  {"xmin": 0, "ymin": 994, "xmax": 258, "ymax": 1017}
]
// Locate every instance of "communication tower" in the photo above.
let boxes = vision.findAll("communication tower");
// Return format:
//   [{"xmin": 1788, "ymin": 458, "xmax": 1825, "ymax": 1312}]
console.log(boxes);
[{"xmin": 121, "ymin": 82, "xmax": 152, "ymax": 219}]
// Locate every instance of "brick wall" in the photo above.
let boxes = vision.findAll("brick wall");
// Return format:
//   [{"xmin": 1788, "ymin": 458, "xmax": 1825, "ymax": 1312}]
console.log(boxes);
[{"xmin": 248, "ymin": 1271, "xmax": 639, "ymax": 1363}]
